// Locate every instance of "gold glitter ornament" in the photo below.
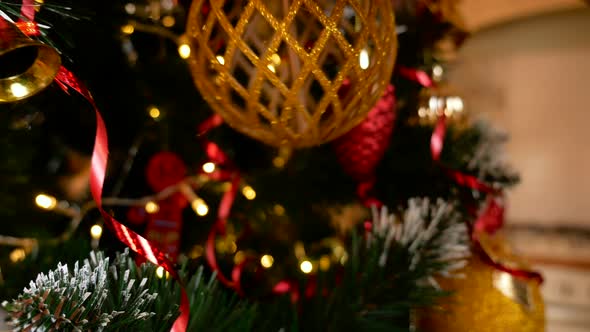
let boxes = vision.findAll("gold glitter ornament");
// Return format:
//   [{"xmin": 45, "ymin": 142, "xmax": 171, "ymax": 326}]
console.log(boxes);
[
  {"xmin": 185, "ymin": 0, "xmax": 397, "ymax": 147},
  {"xmin": 415, "ymin": 236, "xmax": 545, "ymax": 332}
]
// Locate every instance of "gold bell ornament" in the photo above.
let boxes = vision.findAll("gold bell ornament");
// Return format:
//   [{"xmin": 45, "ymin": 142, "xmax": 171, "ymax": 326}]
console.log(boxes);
[
  {"xmin": 0, "ymin": 17, "xmax": 61, "ymax": 103},
  {"xmin": 185, "ymin": 0, "xmax": 397, "ymax": 148},
  {"xmin": 414, "ymin": 233, "xmax": 545, "ymax": 332}
]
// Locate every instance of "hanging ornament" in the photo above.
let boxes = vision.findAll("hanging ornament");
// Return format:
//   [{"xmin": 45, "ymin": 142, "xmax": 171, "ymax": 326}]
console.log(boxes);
[
  {"xmin": 135, "ymin": 151, "xmax": 190, "ymax": 260},
  {"xmin": 409, "ymin": 65, "xmax": 466, "ymax": 126},
  {"xmin": 415, "ymin": 234, "xmax": 545, "ymax": 332},
  {"xmin": 0, "ymin": 17, "xmax": 61, "ymax": 103},
  {"xmin": 333, "ymin": 84, "xmax": 395, "ymax": 182},
  {"xmin": 185, "ymin": 0, "xmax": 397, "ymax": 147}
]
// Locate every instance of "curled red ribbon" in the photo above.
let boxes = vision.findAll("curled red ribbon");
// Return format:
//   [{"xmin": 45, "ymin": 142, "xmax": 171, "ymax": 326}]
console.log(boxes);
[
  {"xmin": 54, "ymin": 67, "xmax": 190, "ymax": 331},
  {"xmin": 399, "ymin": 66, "xmax": 543, "ymax": 283}
]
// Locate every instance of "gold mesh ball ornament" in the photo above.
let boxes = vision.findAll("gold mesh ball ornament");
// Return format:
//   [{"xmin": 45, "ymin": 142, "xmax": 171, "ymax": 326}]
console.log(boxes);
[{"xmin": 185, "ymin": 0, "xmax": 397, "ymax": 147}]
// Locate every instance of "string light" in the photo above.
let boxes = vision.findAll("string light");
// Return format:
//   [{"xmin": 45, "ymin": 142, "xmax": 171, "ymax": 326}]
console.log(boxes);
[
  {"xmin": 272, "ymin": 156, "xmax": 286, "ymax": 168},
  {"xmin": 90, "ymin": 224, "xmax": 103, "ymax": 240},
  {"xmin": 215, "ymin": 55, "xmax": 225, "ymax": 65},
  {"xmin": 124, "ymin": 3, "xmax": 136, "ymax": 14},
  {"xmin": 234, "ymin": 251, "xmax": 245, "ymax": 264},
  {"xmin": 121, "ymin": 24, "xmax": 135, "ymax": 35},
  {"xmin": 270, "ymin": 53, "xmax": 281, "ymax": 66},
  {"xmin": 202, "ymin": 162, "xmax": 216, "ymax": 174},
  {"xmin": 35, "ymin": 193, "xmax": 57, "ymax": 210},
  {"xmin": 145, "ymin": 201, "xmax": 160, "ymax": 214},
  {"xmin": 260, "ymin": 254, "xmax": 274, "ymax": 268},
  {"xmin": 273, "ymin": 204, "xmax": 285, "ymax": 216},
  {"xmin": 191, "ymin": 198, "xmax": 209, "ymax": 216},
  {"xmin": 148, "ymin": 106, "xmax": 161, "ymax": 119},
  {"xmin": 300, "ymin": 260, "xmax": 313, "ymax": 274},
  {"xmin": 9, "ymin": 248, "xmax": 26, "ymax": 263},
  {"xmin": 319, "ymin": 255, "xmax": 331, "ymax": 271},
  {"xmin": 156, "ymin": 266, "xmax": 169, "ymax": 279},
  {"xmin": 267, "ymin": 64, "xmax": 276, "ymax": 73},
  {"xmin": 10, "ymin": 83, "xmax": 28, "ymax": 98},
  {"xmin": 242, "ymin": 186, "xmax": 256, "ymax": 200},
  {"xmin": 162, "ymin": 15, "xmax": 175, "ymax": 27},
  {"xmin": 178, "ymin": 43, "xmax": 191, "ymax": 59},
  {"xmin": 359, "ymin": 49, "xmax": 370, "ymax": 69}
]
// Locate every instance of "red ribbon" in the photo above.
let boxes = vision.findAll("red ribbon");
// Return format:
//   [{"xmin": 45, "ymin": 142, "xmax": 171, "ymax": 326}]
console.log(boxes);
[
  {"xmin": 53, "ymin": 67, "xmax": 190, "ymax": 331},
  {"xmin": 399, "ymin": 66, "xmax": 543, "ymax": 283}
]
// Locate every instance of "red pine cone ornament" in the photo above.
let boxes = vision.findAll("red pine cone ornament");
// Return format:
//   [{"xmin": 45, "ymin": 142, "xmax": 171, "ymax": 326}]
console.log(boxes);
[{"xmin": 333, "ymin": 85, "xmax": 396, "ymax": 182}]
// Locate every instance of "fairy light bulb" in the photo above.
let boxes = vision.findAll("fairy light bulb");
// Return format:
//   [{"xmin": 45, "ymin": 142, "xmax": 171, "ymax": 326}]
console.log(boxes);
[
  {"xmin": 178, "ymin": 43, "xmax": 191, "ymax": 59},
  {"xmin": 202, "ymin": 162, "xmax": 216, "ymax": 174},
  {"xmin": 145, "ymin": 201, "xmax": 160, "ymax": 214},
  {"xmin": 148, "ymin": 106, "xmax": 161, "ymax": 119},
  {"xmin": 90, "ymin": 224, "xmax": 103, "ymax": 240},
  {"xmin": 260, "ymin": 254, "xmax": 274, "ymax": 268},
  {"xmin": 121, "ymin": 24, "xmax": 135, "ymax": 35},
  {"xmin": 300, "ymin": 260, "xmax": 313, "ymax": 274},
  {"xmin": 156, "ymin": 266, "xmax": 168, "ymax": 279},
  {"xmin": 216, "ymin": 55, "xmax": 225, "ymax": 65},
  {"xmin": 191, "ymin": 198, "xmax": 209, "ymax": 216},
  {"xmin": 10, "ymin": 83, "xmax": 28, "ymax": 98},
  {"xmin": 359, "ymin": 49, "xmax": 370, "ymax": 69},
  {"xmin": 242, "ymin": 186, "xmax": 256, "ymax": 200},
  {"xmin": 35, "ymin": 194, "xmax": 57, "ymax": 210},
  {"xmin": 9, "ymin": 248, "xmax": 26, "ymax": 263}
]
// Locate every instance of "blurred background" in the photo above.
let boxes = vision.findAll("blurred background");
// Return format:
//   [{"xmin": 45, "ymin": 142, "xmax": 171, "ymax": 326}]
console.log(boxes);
[{"xmin": 452, "ymin": 1, "xmax": 590, "ymax": 331}]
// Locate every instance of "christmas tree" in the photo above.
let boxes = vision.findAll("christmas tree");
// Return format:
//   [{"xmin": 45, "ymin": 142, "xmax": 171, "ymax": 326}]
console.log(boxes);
[{"xmin": 0, "ymin": 0, "xmax": 545, "ymax": 331}]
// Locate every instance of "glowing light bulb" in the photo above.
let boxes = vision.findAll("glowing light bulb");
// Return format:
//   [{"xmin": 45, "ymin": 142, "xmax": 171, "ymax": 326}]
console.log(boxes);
[
  {"xmin": 9, "ymin": 248, "xmax": 26, "ymax": 263},
  {"xmin": 191, "ymin": 198, "xmax": 209, "ymax": 216},
  {"xmin": 234, "ymin": 251, "xmax": 245, "ymax": 264},
  {"xmin": 273, "ymin": 204, "xmax": 285, "ymax": 216},
  {"xmin": 319, "ymin": 255, "xmax": 331, "ymax": 271},
  {"xmin": 300, "ymin": 260, "xmax": 313, "ymax": 274},
  {"xmin": 10, "ymin": 83, "xmax": 28, "ymax": 98},
  {"xmin": 145, "ymin": 201, "xmax": 160, "ymax": 214},
  {"xmin": 260, "ymin": 254, "xmax": 274, "ymax": 268},
  {"xmin": 121, "ymin": 24, "xmax": 135, "ymax": 34},
  {"xmin": 148, "ymin": 106, "xmax": 161, "ymax": 119},
  {"xmin": 202, "ymin": 162, "xmax": 216, "ymax": 174},
  {"xmin": 156, "ymin": 266, "xmax": 167, "ymax": 279},
  {"xmin": 267, "ymin": 64, "xmax": 276, "ymax": 73},
  {"xmin": 271, "ymin": 53, "xmax": 281, "ymax": 65},
  {"xmin": 242, "ymin": 186, "xmax": 256, "ymax": 200},
  {"xmin": 216, "ymin": 55, "xmax": 225, "ymax": 65},
  {"xmin": 178, "ymin": 43, "xmax": 191, "ymax": 59},
  {"xmin": 272, "ymin": 156, "xmax": 285, "ymax": 168},
  {"xmin": 433, "ymin": 64, "xmax": 444, "ymax": 79},
  {"xmin": 90, "ymin": 224, "xmax": 103, "ymax": 240},
  {"xmin": 124, "ymin": 3, "xmax": 136, "ymax": 14},
  {"xmin": 162, "ymin": 15, "xmax": 175, "ymax": 27},
  {"xmin": 359, "ymin": 49, "xmax": 370, "ymax": 70},
  {"xmin": 35, "ymin": 194, "xmax": 57, "ymax": 210}
]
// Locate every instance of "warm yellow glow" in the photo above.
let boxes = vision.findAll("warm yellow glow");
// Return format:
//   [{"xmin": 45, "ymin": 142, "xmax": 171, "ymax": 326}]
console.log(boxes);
[
  {"xmin": 124, "ymin": 3, "xmax": 136, "ymax": 14},
  {"xmin": 242, "ymin": 186, "xmax": 256, "ymax": 200},
  {"xmin": 191, "ymin": 198, "xmax": 209, "ymax": 216},
  {"xmin": 234, "ymin": 251, "xmax": 246, "ymax": 264},
  {"xmin": 228, "ymin": 241, "xmax": 237, "ymax": 254},
  {"xmin": 272, "ymin": 156, "xmax": 285, "ymax": 168},
  {"xmin": 90, "ymin": 224, "xmax": 103, "ymax": 240},
  {"xmin": 216, "ymin": 55, "xmax": 225, "ymax": 65},
  {"xmin": 294, "ymin": 242, "xmax": 306, "ymax": 260},
  {"xmin": 267, "ymin": 64, "xmax": 276, "ymax": 73},
  {"xmin": 145, "ymin": 201, "xmax": 160, "ymax": 214},
  {"xmin": 9, "ymin": 248, "xmax": 26, "ymax": 263},
  {"xmin": 162, "ymin": 15, "xmax": 176, "ymax": 27},
  {"xmin": 271, "ymin": 53, "xmax": 281, "ymax": 66},
  {"xmin": 417, "ymin": 107, "xmax": 427, "ymax": 118},
  {"xmin": 300, "ymin": 260, "xmax": 313, "ymax": 274},
  {"xmin": 148, "ymin": 106, "xmax": 161, "ymax": 119},
  {"xmin": 189, "ymin": 245, "xmax": 204, "ymax": 259},
  {"xmin": 260, "ymin": 254, "xmax": 274, "ymax": 268},
  {"xmin": 340, "ymin": 252, "xmax": 349, "ymax": 265},
  {"xmin": 273, "ymin": 204, "xmax": 285, "ymax": 216},
  {"xmin": 156, "ymin": 266, "xmax": 169, "ymax": 279},
  {"xmin": 35, "ymin": 194, "xmax": 57, "ymax": 210},
  {"xmin": 319, "ymin": 255, "xmax": 331, "ymax": 271},
  {"xmin": 178, "ymin": 44, "xmax": 191, "ymax": 59},
  {"xmin": 433, "ymin": 64, "xmax": 444, "ymax": 79},
  {"xmin": 10, "ymin": 83, "xmax": 28, "ymax": 98},
  {"xmin": 121, "ymin": 24, "xmax": 135, "ymax": 34},
  {"xmin": 202, "ymin": 162, "xmax": 216, "ymax": 174},
  {"xmin": 359, "ymin": 49, "xmax": 370, "ymax": 69}
]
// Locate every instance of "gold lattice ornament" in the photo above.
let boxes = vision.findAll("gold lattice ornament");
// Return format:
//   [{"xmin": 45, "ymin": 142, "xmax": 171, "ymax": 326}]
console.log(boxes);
[{"xmin": 185, "ymin": 0, "xmax": 397, "ymax": 147}]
